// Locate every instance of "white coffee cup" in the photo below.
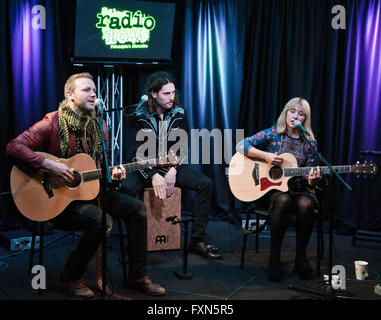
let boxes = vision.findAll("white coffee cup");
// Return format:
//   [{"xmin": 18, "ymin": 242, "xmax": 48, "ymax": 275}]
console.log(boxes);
[{"xmin": 354, "ymin": 260, "xmax": 369, "ymax": 280}]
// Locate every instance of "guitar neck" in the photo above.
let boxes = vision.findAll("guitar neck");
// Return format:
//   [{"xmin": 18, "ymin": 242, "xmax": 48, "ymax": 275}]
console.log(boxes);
[
  {"xmin": 81, "ymin": 159, "xmax": 158, "ymax": 182},
  {"xmin": 119, "ymin": 159, "xmax": 157, "ymax": 173},
  {"xmin": 284, "ymin": 165, "xmax": 352, "ymax": 177}
]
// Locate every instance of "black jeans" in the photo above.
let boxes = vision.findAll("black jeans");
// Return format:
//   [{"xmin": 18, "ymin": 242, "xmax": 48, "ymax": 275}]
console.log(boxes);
[
  {"xmin": 51, "ymin": 189, "xmax": 147, "ymax": 281},
  {"xmin": 120, "ymin": 166, "xmax": 213, "ymax": 243}
]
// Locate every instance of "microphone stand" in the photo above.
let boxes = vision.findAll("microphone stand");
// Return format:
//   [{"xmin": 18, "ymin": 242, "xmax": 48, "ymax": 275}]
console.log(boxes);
[
  {"xmin": 289, "ymin": 130, "xmax": 352, "ymax": 299},
  {"xmin": 168, "ymin": 216, "xmax": 194, "ymax": 280},
  {"xmin": 96, "ymin": 106, "xmax": 112, "ymax": 299}
]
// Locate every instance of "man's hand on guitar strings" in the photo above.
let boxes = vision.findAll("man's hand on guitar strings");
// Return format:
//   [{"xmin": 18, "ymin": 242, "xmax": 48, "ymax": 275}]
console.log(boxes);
[{"xmin": 42, "ymin": 158, "xmax": 74, "ymax": 183}]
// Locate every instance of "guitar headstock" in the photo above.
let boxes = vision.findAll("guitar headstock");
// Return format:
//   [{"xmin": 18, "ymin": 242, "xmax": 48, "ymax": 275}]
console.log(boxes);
[
  {"xmin": 351, "ymin": 161, "xmax": 378, "ymax": 176},
  {"xmin": 156, "ymin": 151, "xmax": 180, "ymax": 168}
]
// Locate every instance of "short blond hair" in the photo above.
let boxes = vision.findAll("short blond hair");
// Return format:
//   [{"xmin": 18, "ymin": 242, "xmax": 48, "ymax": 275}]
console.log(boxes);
[
  {"xmin": 276, "ymin": 97, "xmax": 315, "ymax": 140},
  {"xmin": 64, "ymin": 72, "xmax": 93, "ymax": 100}
]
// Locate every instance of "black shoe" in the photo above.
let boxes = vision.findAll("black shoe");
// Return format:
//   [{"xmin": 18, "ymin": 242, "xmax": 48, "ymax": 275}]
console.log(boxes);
[
  {"xmin": 268, "ymin": 250, "xmax": 281, "ymax": 282},
  {"xmin": 295, "ymin": 253, "xmax": 313, "ymax": 279},
  {"xmin": 189, "ymin": 242, "xmax": 223, "ymax": 259}
]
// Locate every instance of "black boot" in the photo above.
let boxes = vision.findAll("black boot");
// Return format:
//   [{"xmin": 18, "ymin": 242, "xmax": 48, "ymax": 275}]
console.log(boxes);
[
  {"xmin": 268, "ymin": 248, "xmax": 281, "ymax": 282},
  {"xmin": 295, "ymin": 250, "xmax": 313, "ymax": 279}
]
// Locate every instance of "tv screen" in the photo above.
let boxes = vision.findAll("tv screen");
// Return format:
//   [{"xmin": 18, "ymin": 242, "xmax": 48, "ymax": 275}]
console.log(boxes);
[{"xmin": 72, "ymin": 0, "xmax": 176, "ymax": 64}]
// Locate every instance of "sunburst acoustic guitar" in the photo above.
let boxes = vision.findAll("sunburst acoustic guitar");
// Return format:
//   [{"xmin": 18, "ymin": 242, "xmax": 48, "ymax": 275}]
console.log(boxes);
[{"xmin": 10, "ymin": 152, "xmax": 178, "ymax": 221}]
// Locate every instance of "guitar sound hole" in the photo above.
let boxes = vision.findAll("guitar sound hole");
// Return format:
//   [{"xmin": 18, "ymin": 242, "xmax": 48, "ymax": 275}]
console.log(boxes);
[
  {"xmin": 269, "ymin": 166, "xmax": 283, "ymax": 181},
  {"xmin": 66, "ymin": 171, "xmax": 82, "ymax": 188}
]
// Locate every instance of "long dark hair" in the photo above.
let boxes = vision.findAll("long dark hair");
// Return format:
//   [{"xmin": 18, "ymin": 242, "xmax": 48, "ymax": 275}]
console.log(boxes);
[{"xmin": 144, "ymin": 71, "xmax": 181, "ymax": 112}]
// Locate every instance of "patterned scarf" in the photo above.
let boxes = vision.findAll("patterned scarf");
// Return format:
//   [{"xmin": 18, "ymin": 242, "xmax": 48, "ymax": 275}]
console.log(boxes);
[{"xmin": 58, "ymin": 101, "xmax": 103, "ymax": 169}]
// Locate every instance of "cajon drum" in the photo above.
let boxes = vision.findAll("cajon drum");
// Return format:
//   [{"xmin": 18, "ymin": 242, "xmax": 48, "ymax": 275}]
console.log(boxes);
[{"xmin": 144, "ymin": 187, "xmax": 181, "ymax": 251}]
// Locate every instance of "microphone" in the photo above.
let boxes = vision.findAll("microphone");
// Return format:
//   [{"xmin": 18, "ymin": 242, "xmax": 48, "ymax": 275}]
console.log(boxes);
[
  {"xmin": 294, "ymin": 120, "xmax": 310, "ymax": 136},
  {"xmin": 95, "ymin": 98, "xmax": 104, "ymax": 116},
  {"xmin": 136, "ymin": 95, "xmax": 148, "ymax": 108}
]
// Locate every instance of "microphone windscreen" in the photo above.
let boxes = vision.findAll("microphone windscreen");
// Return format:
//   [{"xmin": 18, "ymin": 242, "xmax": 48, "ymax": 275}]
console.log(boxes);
[{"xmin": 95, "ymin": 98, "xmax": 104, "ymax": 108}]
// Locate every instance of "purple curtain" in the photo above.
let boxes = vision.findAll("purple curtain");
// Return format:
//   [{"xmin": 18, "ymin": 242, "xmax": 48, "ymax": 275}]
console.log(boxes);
[
  {"xmin": 9, "ymin": 0, "xmax": 64, "ymax": 133},
  {"xmin": 335, "ymin": 0, "xmax": 381, "ymax": 230}
]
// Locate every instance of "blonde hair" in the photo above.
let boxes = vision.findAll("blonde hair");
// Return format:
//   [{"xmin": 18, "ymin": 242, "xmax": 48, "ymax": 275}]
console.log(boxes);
[
  {"xmin": 276, "ymin": 97, "xmax": 315, "ymax": 140},
  {"xmin": 64, "ymin": 72, "xmax": 93, "ymax": 100}
]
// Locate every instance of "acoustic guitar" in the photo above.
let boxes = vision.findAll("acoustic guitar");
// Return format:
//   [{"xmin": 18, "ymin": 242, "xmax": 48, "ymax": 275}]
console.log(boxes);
[
  {"xmin": 10, "ymin": 152, "xmax": 178, "ymax": 221},
  {"xmin": 228, "ymin": 152, "xmax": 378, "ymax": 202}
]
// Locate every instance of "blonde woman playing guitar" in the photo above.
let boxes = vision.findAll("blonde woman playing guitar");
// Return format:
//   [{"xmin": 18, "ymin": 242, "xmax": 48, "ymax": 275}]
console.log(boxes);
[{"xmin": 235, "ymin": 98, "xmax": 322, "ymax": 282}]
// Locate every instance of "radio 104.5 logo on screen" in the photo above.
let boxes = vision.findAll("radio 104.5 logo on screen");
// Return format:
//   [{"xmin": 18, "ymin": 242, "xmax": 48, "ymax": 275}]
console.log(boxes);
[{"xmin": 96, "ymin": 7, "xmax": 156, "ymax": 49}]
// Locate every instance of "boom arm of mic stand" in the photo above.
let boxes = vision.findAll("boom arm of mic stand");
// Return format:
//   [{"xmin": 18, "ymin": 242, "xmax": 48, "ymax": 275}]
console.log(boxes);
[
  {"xmin": 102, "ymin": 105, "xmax": 138, "ymax": 113},
  {"xmin": 299, "ymin": 133, "xmax": 352, "ymax": 191}
]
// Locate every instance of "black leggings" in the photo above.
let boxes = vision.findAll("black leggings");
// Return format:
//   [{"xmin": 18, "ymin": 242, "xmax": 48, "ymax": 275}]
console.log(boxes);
[{"xmin": 269, "ymin": 192, "xmax": 317, "ymax": 254}]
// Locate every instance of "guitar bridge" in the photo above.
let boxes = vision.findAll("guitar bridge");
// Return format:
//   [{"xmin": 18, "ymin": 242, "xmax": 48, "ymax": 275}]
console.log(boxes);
[
  {"xmin": 252, "ymin": 163, "xmax": 259, "ymax": 186},
  {"xmin": 42, "ymin": 172, "xmax": 54, "ymax": 198}
]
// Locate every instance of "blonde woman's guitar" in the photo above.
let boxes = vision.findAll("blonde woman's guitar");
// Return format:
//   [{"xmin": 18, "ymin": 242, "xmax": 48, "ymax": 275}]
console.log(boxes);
[
  {"xmin": 228, "ymin": 152, "xmax": 377, "ymax": 202},
  {"xmin": 10, "ymin": 152, "xmax": 178, "ymax": 221}
]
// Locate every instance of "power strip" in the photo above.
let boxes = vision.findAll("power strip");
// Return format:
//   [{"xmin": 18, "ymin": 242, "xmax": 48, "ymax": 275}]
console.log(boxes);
[
  {"xmin": 10, "ymin": 236, "xmax": 40, "ymax": 252},
  {"xmin": 0, "ymin": 229, "xmax": 40, "ymax": 252}
]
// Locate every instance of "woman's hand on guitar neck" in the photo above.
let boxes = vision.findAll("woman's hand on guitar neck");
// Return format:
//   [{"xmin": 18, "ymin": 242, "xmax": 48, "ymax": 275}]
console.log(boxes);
[
  {"xmin": 308, "ymin": 167, "xmax": 322, "ymax": 187},
  {"xmin": 41, "ymin": 158, "xmax": 74, "ymax": 183}
]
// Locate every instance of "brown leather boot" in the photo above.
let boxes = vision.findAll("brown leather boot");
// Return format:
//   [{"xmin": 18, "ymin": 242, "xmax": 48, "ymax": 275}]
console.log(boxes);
[
  {"xmin": 59, "ymin": 272, "xmax": 95, "ymax": 299},
  {"xmin": 125, "ymin": 275, "xmax": 166, "ymax": 296}
]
